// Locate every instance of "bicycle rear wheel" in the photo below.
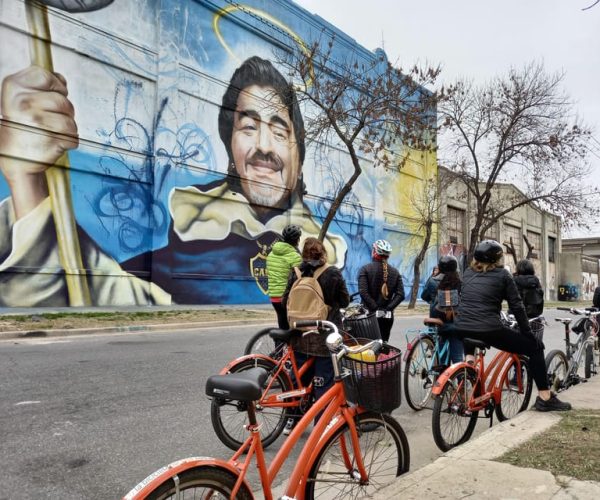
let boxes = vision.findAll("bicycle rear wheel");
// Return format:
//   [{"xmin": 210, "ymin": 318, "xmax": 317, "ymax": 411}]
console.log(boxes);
[
  {"xmin": 545, "ymin": 349, "xmax": 569, "ymax": 392},
  {"xmin": 210, "ymin": 357, "xmax": 291, "ymax": 450},
  {"xmin": 403, "ymin": 335, "xmax": 436, "ymax": 411},
  {"xmin": 584, "ymin": 334, "xmax": 596, "ymax": 378},
  {"xmin": 495, "ymin": 355, "xmax": 533, "ymax": 421},
  {"xmin": 432, "ymin": 367, "xmax": 479, "ymax": 452},
  {"xmin": 244, "ymin": 327, "xmax": 285, "ymax": 359},
  {"xmin": 304, "ymin": 412, "xmax": 409, "ymax": 499},
  {"xmin": 145, "ymin": 466, "xmax": 252, "ymax": 500}
]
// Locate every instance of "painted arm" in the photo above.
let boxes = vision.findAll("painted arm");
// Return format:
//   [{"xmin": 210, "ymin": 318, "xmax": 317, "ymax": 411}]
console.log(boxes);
[{"xmin": 0, "ymin": 66, "xmax": 78, "ymax": 220}]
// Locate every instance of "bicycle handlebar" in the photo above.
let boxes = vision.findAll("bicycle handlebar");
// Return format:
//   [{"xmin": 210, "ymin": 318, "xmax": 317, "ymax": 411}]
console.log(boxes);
[{"xmin": 292, "ymin": 320, "xmax": 383, "ymax": 356}]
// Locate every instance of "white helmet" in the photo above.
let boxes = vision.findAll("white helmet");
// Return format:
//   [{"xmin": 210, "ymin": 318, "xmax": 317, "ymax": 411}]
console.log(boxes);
[{"xmin": 372, "ymin": 239, "xmax": 392, "ymax": 257}]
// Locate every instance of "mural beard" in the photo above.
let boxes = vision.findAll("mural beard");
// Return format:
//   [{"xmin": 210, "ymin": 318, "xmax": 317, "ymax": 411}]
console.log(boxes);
[{"xmin": 241, "ymin": 179, "xmax": 290, "ymax": 211}]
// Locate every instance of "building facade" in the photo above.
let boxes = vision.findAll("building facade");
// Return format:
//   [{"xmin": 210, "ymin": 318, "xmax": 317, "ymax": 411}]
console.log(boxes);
[
  {"xmin": 0, "ymin": 0, "xmax": 436, "ymax": 307},
  {"xmin": 440, "ymin": 174, "xmax": 562, "ymax": 300},
  {"xmin": 560, "ymin": 237, "xmax": 600, "ymax": 301}
]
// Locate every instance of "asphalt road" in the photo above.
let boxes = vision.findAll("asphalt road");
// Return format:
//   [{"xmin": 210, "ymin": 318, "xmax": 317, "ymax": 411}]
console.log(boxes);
[{"xmin": 0, "ymin": 310, "xmax": 570, "ymax": 500}]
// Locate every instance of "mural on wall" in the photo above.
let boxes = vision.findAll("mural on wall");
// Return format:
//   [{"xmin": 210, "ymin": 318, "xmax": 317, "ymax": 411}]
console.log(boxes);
[
  {"xmin": 581, "ymin": 272, "xmax": 598, "ymax": 301},
  {"xmin": 0, "ymin": 0, "xmax": 435, "ymax": 306}
]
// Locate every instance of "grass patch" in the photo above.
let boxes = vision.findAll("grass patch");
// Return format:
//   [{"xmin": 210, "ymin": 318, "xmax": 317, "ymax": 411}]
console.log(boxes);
[{"xmin": 497, "ymin": 410, "xmax": 600, "ymax": 482}]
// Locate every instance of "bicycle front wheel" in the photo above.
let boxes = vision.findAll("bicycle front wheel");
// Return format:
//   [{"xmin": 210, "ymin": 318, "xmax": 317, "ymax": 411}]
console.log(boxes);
[
  {"xmin": 146, "ymin": 466, "xmax": 252, "ymax": 500},
  {"xmin": 210, "ymin": 356, "xmax": 291, "ymax": 450},
  {"xmin": 495, "ymin": 355, "xmax": 533, "ymax": 421},
  {"xmin": 304, "ymin": 412, "xmax": 409, "ymax": 499},
  {"xmin": 244, "ymin": 327, "xmax": 285, "ymax": 359},
  {"xmin": 403, "ymin": 335, "xmax": 436, "ymax": 411},
  {"xmin": 432, "ymin": 367, "xmax": 479, "ymax": 452},
  {"xmin": 545, "ymin": 349, "xmax": 569, "ymax": 393}
]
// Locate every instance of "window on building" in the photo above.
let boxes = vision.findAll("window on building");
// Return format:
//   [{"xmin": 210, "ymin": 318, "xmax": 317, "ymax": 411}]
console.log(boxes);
[
  {"xmin": 483, "ymin": 219, "xmax": 499, "ymax": 241},
  {"xmin": 447, "ymin": 207, "xmax": 466, "ymax": 246},
  {"xmin": 504, "ymin": 223, "xmax": 522, "ymax": 259},
  {"xmin": 526, "ymin": 231, "xmax": 541, "ymax": 259},
  {"xmin": 548, "ymin": 236, "xmax": 556, "ymax": 263}
]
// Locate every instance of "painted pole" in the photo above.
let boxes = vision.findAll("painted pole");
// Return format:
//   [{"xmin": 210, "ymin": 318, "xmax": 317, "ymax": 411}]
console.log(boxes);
[{"xmin": 24, "ymin": 0, "xmax": 91, "ymax": 306}]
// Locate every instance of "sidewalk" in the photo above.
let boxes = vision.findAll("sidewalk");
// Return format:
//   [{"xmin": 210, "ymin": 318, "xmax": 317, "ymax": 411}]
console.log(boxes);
[{"xmin": 375, "ymin": 374, "xmax": 600, "ymax": 500}]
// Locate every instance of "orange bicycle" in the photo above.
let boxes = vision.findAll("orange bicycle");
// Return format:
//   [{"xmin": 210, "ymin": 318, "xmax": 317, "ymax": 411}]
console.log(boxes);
[
  {"xmin": 123, "ymin": 320, "xmax": 409, "ymax": 499},
  {"xmin": 211, "ymin": 329, "xmax": 315, "ymax": 450},
  {"xmin": 430, "ymin": 316, "xmax": 541, "ymax": 451}
]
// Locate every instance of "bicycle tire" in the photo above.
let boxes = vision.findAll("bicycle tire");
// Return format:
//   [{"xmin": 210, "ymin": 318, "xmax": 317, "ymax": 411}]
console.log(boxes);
[
  {"xmin": 146, "ymin": 465, "xmax": 252, "ymax": 500},
  {"xmin": 432, "ymin": 367, "xmax": 479, "ymax": 452},
  {"xmin": 403, "ymin": 335, "xmax": 436, "ymax": 411},
  {"xmin": 210, "ymin": 357, "xmax": 292, "ymax": 451},
  {"xmin": 304, "ymin": 412, "xmax": 409, "ymax": 499},
  {"xmin": 244, "ymin": 327, "xmax": 285, "ymax": 359},
  {"xmin": 545, "ymin": 349, "xmax": 569, "ymax": 392},
  {"xmin": 495, "ymin": 355, "xmax": 533, "ymax": 421},
  {"xmin": 584, "ymin": 340, "xmax": 595, "ymax": 378}
]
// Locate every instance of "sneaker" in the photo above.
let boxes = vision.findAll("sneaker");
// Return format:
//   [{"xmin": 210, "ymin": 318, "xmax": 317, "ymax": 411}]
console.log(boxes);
[
  {"xmin": 534, "ymin": 395, "xmax": 572, "ymax": 412},
  {"xmin": 283, "ymin": 418, "xmax": 296, "ymax": 435}
]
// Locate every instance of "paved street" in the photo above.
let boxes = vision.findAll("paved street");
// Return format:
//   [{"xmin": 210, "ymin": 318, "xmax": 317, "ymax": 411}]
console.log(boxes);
[{"xmin": 0, "ymin": 310, "xmax": 569, "ymax": 499}]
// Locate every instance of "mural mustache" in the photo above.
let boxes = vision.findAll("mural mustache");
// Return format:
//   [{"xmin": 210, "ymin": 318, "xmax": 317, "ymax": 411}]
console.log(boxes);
[{"xmin": 246, "ymin": 151, "xmax": 284, "ymax": 175}]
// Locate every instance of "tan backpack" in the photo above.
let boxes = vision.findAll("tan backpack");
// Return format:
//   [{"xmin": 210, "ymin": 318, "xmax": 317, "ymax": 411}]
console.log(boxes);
[{"xmin": 287, "ymin": 265, "xmax": 331, "ymax": 328}]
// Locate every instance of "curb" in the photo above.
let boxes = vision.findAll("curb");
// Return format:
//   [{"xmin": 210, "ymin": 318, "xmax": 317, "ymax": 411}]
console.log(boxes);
[{"xmin": 0, "ymin": 319, "xmax": 274, "ymax": 340}]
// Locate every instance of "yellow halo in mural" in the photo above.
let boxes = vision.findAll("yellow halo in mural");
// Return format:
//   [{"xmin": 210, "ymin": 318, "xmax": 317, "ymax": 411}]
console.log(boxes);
[{"xmin": 212, "ymin": 4, "xmax": 313, "ymax": 88}]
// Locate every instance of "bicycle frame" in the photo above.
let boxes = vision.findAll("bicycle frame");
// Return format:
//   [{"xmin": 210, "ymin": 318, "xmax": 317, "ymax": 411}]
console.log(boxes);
[
  {"xmin": 219, "ymin": 351, "xmax": 315, "ymax": 412},
  {"xmin": 560, "ymin": 322, "xmax": 596, "ymax": 380},
  {"xmin": 432, "ymin": 350, "xmax": 524, "ymax": 413},
  {"xmin": 126, "ymin": 329, "xmax": 377, "ymax": 500}
]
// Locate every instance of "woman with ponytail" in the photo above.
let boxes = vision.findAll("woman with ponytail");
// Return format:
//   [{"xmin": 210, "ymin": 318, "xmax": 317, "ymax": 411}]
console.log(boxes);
[{"xmin": 358, "ymin": 239, "xmax": 405, "ymax": 341}]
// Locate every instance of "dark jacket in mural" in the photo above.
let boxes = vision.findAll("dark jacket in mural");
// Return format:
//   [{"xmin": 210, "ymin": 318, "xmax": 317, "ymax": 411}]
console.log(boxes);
[
  {"xmin": 455, "ymin": 267, "xmax": 531, "ymax": 335},
  {"xmin": 122, "ymin": 180, "xmax": 348, "ymax": 304}
]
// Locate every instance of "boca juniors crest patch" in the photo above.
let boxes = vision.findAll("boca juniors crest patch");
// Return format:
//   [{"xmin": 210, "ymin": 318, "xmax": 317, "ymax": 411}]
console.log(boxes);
[{"xmin": 250, "ymin": 252, "xmax": 269, "ymax": 295}]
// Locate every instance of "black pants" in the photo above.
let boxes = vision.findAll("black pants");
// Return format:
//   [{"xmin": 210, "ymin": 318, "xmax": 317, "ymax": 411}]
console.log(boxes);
[
  {"xmin": 271, "ymin": 301, "xmax": 289, "ymax": 330},
  {"xmin": 456, "ymin": 326, "xmax": 548, "ymax": 391},
  {"xmin": 377, "ymin": 317, "xmax": 394, "ymax": 342}
]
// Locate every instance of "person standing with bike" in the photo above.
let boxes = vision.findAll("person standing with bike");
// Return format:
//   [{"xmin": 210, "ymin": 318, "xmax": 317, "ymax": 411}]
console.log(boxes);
[
  {"xmin": 358, "ymin": 239, "xmax": 405, "ymax": 342},
  {"xmin": 282, "ymin": 237, "xmax": 350, "ymax": 433},
  {"xmin": 267, "ymin": 224, "xmax": 302, "ymax": 329},
  {"xmin": 455, "ymin": 240, "xmax": 571, "ymax": 412},
  {"xmin": 425, "ymin": 255, "xmax": 464, "ymax": 364}
]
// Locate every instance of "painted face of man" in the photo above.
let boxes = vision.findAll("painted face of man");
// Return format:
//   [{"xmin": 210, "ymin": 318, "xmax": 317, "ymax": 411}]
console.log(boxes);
[{"xmin": 231, "ymin": 85, "xmax": 301, "ymax": 209}]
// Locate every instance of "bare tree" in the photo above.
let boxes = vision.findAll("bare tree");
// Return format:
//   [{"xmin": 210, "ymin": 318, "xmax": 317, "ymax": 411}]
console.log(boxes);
[
  {"xmin": 276, "ymin": 36, "xmax": 442, "ymax": 241},
  {"xmin": 406, "ymin": 171, "xmax": 448, "ymax": 308},
  {"xmin": 583, "ymin": 1, "xmax": 599, "ymax": 10},
  {"xmin": 438, "ymin": 62, "xmax": 599, "ymax": 260}
]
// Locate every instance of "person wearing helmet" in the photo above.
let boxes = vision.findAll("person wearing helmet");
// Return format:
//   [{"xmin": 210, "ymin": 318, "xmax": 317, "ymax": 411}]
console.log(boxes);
[
  {"xmin": 357, "ymin": 239, "xmax": 405, "ymax": 342},
  {"xmin": 455, "ymin": 240, "xmax": 571, "ymax": 412},
  {"xmin": 266, "ymin": 224, "xmax": 302, "ymax": 328},
  {"xmin": 423, "ymin": 255, "xmax": 463, "ymax": 363}
]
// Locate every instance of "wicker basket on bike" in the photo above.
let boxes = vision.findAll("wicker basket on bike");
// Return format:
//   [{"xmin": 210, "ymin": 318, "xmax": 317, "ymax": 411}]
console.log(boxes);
[
  {"xmin": 343, "ymin": 312, "xmax": 382, "ymax": 341},
  {"xmin": 341, "ymin": 338, "xmax": 403, "ymax": 413}
]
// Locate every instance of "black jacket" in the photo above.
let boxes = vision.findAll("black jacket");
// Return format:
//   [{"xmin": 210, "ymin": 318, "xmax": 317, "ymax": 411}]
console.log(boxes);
[
  {"xmin": 282, "ymin": 260, "xmax": 350, "ymax": 326},
  {"xmin": 455, "ymin": 267, "xmax": 531, "ymax": 335},
  {"xmin": 357, "ymin": 261, "xmax": 405, "ymax": 313}
]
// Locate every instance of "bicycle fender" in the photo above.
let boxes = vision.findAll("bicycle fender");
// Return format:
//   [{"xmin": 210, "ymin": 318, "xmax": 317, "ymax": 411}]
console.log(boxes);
[
  {"xmin": 219, "ymin": 353, "xmax": 276, "ymax": 374},
  {"xmin": 122, "ymin": 457, "xmax": 252, "ymax": 500},
  {"xmin": 430, "ymin": 362, "xmax": 473, "ymax": 396}
]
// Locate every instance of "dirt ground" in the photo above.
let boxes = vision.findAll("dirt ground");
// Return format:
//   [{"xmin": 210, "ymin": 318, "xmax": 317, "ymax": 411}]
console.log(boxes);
[{"xmin": 0, "ymin": 309, "xmax": 275, "ymax": 332}]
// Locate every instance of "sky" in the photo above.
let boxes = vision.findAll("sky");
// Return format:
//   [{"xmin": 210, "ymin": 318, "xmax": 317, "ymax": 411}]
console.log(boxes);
[{"xmin": 294, "ymin": 0, "xmax": 600, "ymax": 237}]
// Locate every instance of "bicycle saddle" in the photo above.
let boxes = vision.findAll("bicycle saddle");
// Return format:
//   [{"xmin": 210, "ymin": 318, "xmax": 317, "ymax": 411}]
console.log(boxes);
[
  {"xmin": 424, "ymin": 318, "xmax": 444, "ymax": 327},
  {"xmin": 206, "ymin": 367, "xmax": 268, "ymax": 402},
  {"xmin": 268, "ymin": 328, "xmax": 296, "ymax": 343},
  {"xmin": 463, "ymin": 338, "xmax": 490, "ymax": 350}
]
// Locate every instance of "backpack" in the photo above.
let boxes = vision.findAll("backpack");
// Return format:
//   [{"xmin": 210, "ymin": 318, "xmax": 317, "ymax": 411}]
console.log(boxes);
[
  {"xmin": 287, "ymin": 265, "xmax": 330, "ymax": 328},
  {"xmin": 521, "ymin": 286, "xmax": 544, "ymax": 318},
  {"xmin": 434, "ymin": 288, "xmax": 460, "ymax": 321}
]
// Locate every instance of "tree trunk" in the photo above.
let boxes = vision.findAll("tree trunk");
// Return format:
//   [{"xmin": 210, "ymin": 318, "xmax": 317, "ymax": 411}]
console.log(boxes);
[{"xmin": 408, "ymin": 227, "xmax": 432, "ymax": 308}]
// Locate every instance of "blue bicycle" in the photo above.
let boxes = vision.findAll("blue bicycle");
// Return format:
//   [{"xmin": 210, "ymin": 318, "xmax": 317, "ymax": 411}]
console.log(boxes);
[{"xmin": 403, "ymin": 318, "xmax": 452, "ymax": 411}]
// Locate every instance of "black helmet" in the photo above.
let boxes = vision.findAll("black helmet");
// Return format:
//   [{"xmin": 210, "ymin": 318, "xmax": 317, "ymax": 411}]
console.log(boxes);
[
  {"xmin": 438, "ymin": 255, "xmax": 458, "ymax": 273},
  {"xmin": 474, "ymin": 240, "xmax": 504, "ymax": 264},
  {"xmin": 282, "ymin": 224, "xmax": 302, "ymax": 244}
]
